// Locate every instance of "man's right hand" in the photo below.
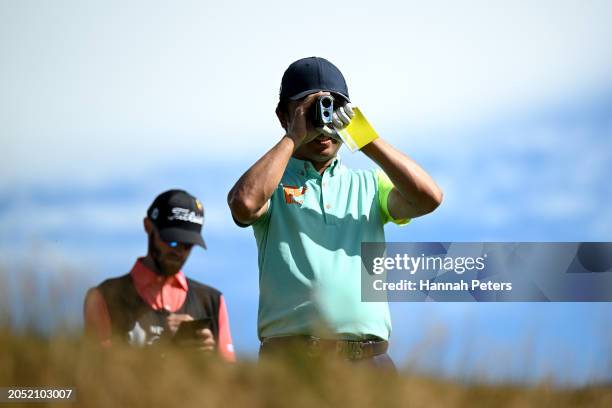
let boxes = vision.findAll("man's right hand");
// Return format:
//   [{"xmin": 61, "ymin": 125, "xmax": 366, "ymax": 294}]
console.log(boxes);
[
  {"xmin": 285, "ymin": 91, "xmax": 330, "ymax": 148},
  {"xmin": 228, "ymin": 92, "xmax": 330, "ymax": 225}
]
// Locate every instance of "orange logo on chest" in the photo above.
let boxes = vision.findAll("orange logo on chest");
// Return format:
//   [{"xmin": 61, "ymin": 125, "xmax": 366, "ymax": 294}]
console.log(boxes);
[{"xmin": 283, "ymin": 185, "xmax": 307, "ymax": 204}]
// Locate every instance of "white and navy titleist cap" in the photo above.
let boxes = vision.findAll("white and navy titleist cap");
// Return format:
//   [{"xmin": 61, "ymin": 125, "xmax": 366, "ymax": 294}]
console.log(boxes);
[{"xmin": 147, "ymin": 189, "xmax": 207, "ymax": 249}]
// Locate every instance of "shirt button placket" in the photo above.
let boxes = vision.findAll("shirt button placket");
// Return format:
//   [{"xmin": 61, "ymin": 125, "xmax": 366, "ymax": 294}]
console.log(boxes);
[
  {"xmin": 320, "ymin": 174, "xmax": 326, "ymax": 212},
  {"xmin": 322, "ymin": 173, "xmax": 333, "ymax": 221}
]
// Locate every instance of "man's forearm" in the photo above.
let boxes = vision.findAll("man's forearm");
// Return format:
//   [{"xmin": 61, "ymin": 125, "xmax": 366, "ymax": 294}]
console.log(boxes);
[
  {"xmin": 228, "ymin": 135, "xmax": 297, "ymax": 223},
  {"xmin": 361, "ymin": 138, "xmax": 443, "ymax": 217}
]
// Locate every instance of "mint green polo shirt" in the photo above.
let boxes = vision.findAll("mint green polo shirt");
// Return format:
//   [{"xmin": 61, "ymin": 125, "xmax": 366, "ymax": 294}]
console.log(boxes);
[{"xmin": 252, "ymin": 156, "xmax": 408, "ymax": 341}]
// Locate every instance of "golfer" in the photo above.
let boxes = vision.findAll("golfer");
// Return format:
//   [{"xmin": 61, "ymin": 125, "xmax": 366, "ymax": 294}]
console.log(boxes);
[{"xmin": 228, "ymin": 57, "xmax": 443, "ymax": 367}]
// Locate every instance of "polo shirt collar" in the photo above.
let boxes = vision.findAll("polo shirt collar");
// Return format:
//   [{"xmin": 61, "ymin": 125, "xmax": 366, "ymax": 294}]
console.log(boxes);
[
  {"xmin": 288, "ymin": 156, "xmax": 344, "ymax": 177},
  {"xmin": 131, "ymin": 258, "xmax": 189, "ymax": 291}
]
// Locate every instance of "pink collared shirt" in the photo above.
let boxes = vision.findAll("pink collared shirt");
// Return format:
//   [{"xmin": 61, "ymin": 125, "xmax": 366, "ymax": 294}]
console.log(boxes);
[{"xmin": 130, "ymin": 258, "xmax": 189, "ymax": 312}]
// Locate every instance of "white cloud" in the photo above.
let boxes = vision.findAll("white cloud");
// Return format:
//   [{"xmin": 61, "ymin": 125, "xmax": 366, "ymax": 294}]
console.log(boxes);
[{"xmin": 1, "ymin": 0, "xmax": 612, "ymax": 181}]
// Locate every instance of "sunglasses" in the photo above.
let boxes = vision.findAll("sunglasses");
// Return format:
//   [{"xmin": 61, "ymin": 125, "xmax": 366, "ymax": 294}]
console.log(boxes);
[
  {"xmin": 153, "ymin": 228, "xmax": 193, "ymax": 250},
  {"xmin": 163, "ymin": 240, "xmax": 193, "ymax": 250}
]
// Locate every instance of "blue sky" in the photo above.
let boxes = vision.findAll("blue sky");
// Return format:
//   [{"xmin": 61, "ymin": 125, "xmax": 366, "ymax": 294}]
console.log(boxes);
[{"xmin": 1, "ymin": 1, "xmax": 612, "ymax": 385}]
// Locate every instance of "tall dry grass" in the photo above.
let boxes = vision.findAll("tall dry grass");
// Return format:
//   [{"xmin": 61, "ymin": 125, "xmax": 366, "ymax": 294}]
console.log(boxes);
[
  {"xmin": 0, "ymin": 330, "xmax": 611, "ymax": 408},
  {"xmin": 1, "ymin": 260, "xmax": 611, "ymax": 406}
]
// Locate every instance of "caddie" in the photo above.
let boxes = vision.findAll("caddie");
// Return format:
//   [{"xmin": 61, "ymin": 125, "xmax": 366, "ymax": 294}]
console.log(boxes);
[{"xmin": 84, "ymin": 189, "xmax": 235, "ymax": 362}]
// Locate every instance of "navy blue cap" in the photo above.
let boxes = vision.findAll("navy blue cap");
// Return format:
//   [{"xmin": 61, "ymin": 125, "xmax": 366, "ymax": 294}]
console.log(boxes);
[
  {"xmin": 147, "ymin": 189, "xmax": 207, "ymax": 249},
  {"xmin": 279, "ymin": 57, "xmax": 350, "ymax": 102}
]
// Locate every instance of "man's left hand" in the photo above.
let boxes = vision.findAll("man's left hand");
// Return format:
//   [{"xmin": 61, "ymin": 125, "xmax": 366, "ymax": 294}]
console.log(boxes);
[
  {"xmin": 319, "ymin": 103, "xmax": 355, "ymax": 138},
  {"xmin": 167, "ymin": 313, "xmax": 216, "ymax": 351},
  {"xmin": 196, "ymin": 328, "xmax": 216, "ymax": 352}
]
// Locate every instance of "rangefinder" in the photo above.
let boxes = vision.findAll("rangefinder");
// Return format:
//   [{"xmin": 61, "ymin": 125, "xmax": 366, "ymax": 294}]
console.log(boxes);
[{"xmin": 313, "ymin": 95, "xmax": 334, "ymax": 127}]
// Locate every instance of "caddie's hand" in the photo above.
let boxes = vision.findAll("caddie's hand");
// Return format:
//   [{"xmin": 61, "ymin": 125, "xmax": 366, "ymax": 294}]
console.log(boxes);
[
  {"xmin": 318, "ymin": 102, "xmax": 355, "ymax": 139},
  {"xmin": 167, "ymin": 313, "xmax": 216, "ymax": 351},
  {"xmin": 166, "ymin": 313, "xmax": 193, "ymax": 335},
  {"xmin": 175, "ymin": 328, "xmax": 215, "ymax": 351},
  {"xmin": 196, "ymin": 328, "xmax": 216, "ymax": 352},
  {"xmin": 286, "ymin": 91, "xmax": 329, "ymax": 147}
]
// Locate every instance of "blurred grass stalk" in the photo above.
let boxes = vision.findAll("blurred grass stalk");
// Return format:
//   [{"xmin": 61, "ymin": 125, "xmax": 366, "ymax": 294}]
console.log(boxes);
[
  {"xmin": 0, "ymin": 332, "xmax": 611, "ymax": 408},
  {"xmin": 0, "ymin": 264, "xmax": 611, "ymax": 406}
]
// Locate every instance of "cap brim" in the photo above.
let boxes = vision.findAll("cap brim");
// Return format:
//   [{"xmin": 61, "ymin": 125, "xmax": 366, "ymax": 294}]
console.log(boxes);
[
  {"xmin": 159, "ymin": 227, "xmax": 207, "ymax": 249},
  {"xmin": 288, "ymin": 89, "xmax": 350, "ymax": 102}
]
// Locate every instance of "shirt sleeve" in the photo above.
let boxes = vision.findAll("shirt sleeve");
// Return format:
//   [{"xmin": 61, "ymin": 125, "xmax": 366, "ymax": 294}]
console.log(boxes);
[
  {"xmin": 216, "ymin": 295, "xmax": 236, "ymax": 362},
  {"xmin": 83, "ymin": 287, "xmax": 113, "ymax": 348},
  {"xmin": 250, "ymin": 197, "xmax": 272, "ymax": 227},
  {"xmin": 376, "ymin": 169, "xmax": 411, "ymax": 226}
]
